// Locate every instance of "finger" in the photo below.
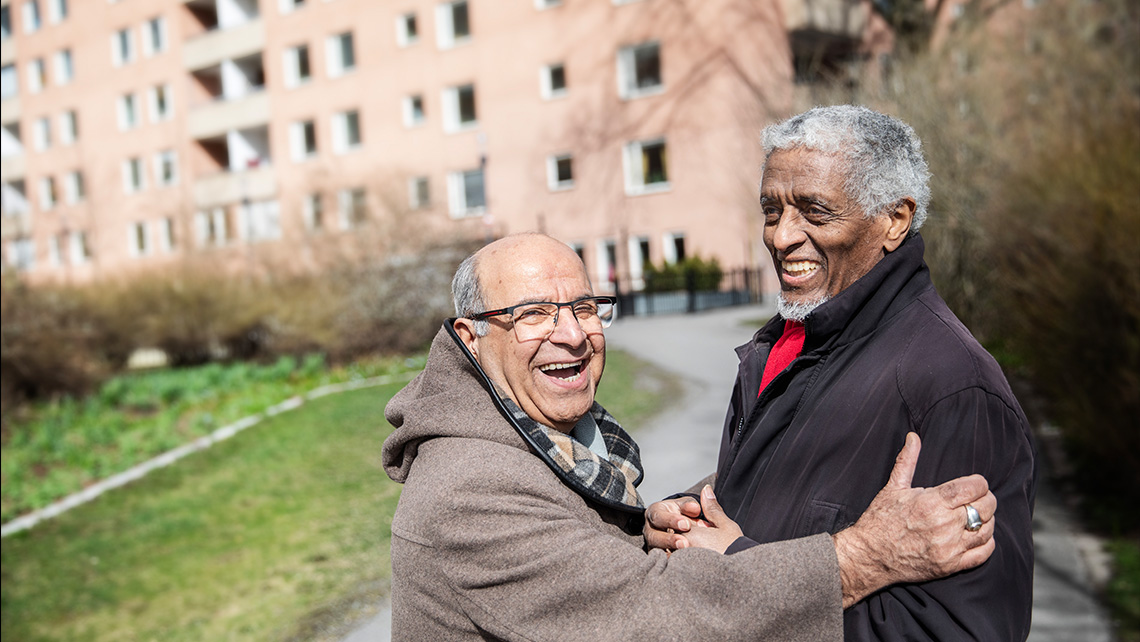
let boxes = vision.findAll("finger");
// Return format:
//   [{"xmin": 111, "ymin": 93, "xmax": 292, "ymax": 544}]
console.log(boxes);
[
  {"xmin": 678, "ymin": 497, "xmax": 703, "ymax": 519},
  {"xmin": 887, "ymin": 432, "xmax": 921, "ymax": 490},
  {"xmin": 699, "ymin": 485, "xmax": 729, "ymax": 527},
  {"xmin": 936, "ymin": 474, "xmax": 990, "ymax": 509},
  {"xmin": 961, "ymin": 516, "xmax": 996, "ymax": 550},
  {"xmin": 646, "ymin": 502, "xmax": 693, "ymax": 533},
  {"xmin": 957, "ymin": 534, "xmax": 996, "ymax": 571},
  {"xmin": 971, "ymin": 491, "xmax": 997, "ymax": 522}
]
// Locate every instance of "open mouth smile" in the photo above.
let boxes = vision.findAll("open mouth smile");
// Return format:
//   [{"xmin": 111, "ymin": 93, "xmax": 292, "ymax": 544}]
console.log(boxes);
[
  {"xmin": 539, "ymin": 361, "xmax": 585, "ymax": 382},
  {"xmin": 782, "ymin": 260, "xmax": 820, "ymax": 278}
]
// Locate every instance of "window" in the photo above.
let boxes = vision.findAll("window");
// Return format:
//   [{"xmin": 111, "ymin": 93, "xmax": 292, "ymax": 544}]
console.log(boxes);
[
  {"xmin": 117, "ymin": 93, "xmax": 139, "ymax": 130},
  {"xmin": 53, "ymin": 49, "xmax": 73, "ymax": 85},
  {"xmin": 156, "ymin": 218, "xmax": 176, "ymax": 253},
  {"xmin": 154, "ymin": 150, "xmax": 178, "ymax": 186},
  {"xmin": 38, "ymin": 176, "xmax": 57, "ymax": 210},
  {"xmin": 128, "ymin": 221, "xmax": 149, "ymax": 257},
  {"xmin": 326, "ymin": 32, "xmax": 356, "ymax": 78},
  {"xmin": 64, "ymin": 170, "xmax": 84, "ymax": 203},
  {"xmin": 278, "ymin": 0, "xmax": 305, "ymax": 14},
  {"xmin": 535, "ymin": 0, "xmax": 562, "ymax": 8},
  {"xmin": 112, "ymin": 27, "xmax": 135, "ymax": 67},
  {"xmin": 123, "ymin": 157, "xmax": 144, "ymax": 194},
  {"xmin": 1, "ymin": 65, "xmax": 17, "ymax": 99},
  {"xmin": 141, "ymin": 16, "xmax": 167, "ymax": 57},
  {"xmin": 196, "ymin": 209, "xmax": 229, "ymax": 246},
  {"xmin": 7, "ymin": 238, "xmax": 36, "ymax": 270},
  {"xmin": 447, "ymin": 168, "xmax": 485, "ymax": 217},
  {"xmin": 409, "ymin": 176, "xmax": 430, "ymax": 209},
  {"xmin": 27, "ymin": 58, "xmax": 45, "ymax": 94},
  {"xmin": 662, "ymin": 232, "xmax": 686, "ymax": 264},
  {"xmin": 617, "ymin": 41, "xmax": 662, "ymax": 99},
  {"xmin": 623, "ymin": 138, "xmax": 669, "ymax": 195},
  {"xmin": 331, "ymin": 109, "xmax": 361, "ymax": 154},
  {"xmin": 32, "ymin": 117, "xmax": 50, "ymax": 151},
  {"xmin": 282, "ymin": 44, "xmax": 311, "ymax": 88},
  {"xmin": 1, "ymin": 123, "xmax": 21, "ymax": 156},
  {"xmin": 596, "ymin": 238, "xmax": 618, "ymax": 287},
  {"xmin": 402, "ymin": 94, "xmax": 425, "ymax": 128},
  {"xmin": 59, "ymin": 110, "xmax": 77, "ymax": 145},
  {"xmin": 337, "ymin": 187, "xmax": 367, "ymax": 229},
  {"xmin": 47, "ymin": 0, "xmax": 65, "ymax": 23},
  {"xmin": 547, "ymin": 154, "xmax": 574, "ymax": 190},
  {"xmin": 237, "ymin": 200, "xmax": 281, "ymax": 241},
  {"xmin": 289, "ymin": 119, "xmax": 318, "ymax": 162},
  {"xmin": 442, "ymin": 84, "xmax": 476, "ymax": 133},
  {"xmin": 1, "ymin": 180, "xmax": 29, "ymax": 215},
  {"xmin": 396, "ymin": 12, "xmax": 418, "ymax": 47},
  {"xmin": 148, "ymin": 84, "xmax": 172, "ymax": 122},
  {"xmin": 303, "ymin": 193, "xmax": 323, "ymax": 230},
  {"xmin": 541, "ymin": 63, "xmax": 567, "ymax": 100},
  {"xmin": 1, "ymin": 6, "xmax": 11, "ymax": 41},
  {"xmin": 69, "ymin": 230, "xmax": 91, "ymax": 264},
  {"xmin": 23, "ymin": 0, "xmax": 41, "ymax": 34},
  {"xmin": 49, "ymin": 235, "xmax": 62, "ymax": 266},
  {"xmin": 435, "ymin": 0, "xmax": 470, "ymax": 49}
]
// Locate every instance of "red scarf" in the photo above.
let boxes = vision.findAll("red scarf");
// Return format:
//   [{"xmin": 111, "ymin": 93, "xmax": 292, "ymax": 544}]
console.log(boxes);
[{"xmin": 759, "ymin": 320, "xmax": 805, "ymax": 396}]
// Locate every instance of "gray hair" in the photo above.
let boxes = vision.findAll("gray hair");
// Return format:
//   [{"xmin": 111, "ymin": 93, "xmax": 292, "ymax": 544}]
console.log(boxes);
[
  {"xmin": 761, "ymin": 105, "xmax": 931, "ymax": 231},
  {"xmin": 452, "ymin": 251, "xmax": 489, "ymax": 336}
]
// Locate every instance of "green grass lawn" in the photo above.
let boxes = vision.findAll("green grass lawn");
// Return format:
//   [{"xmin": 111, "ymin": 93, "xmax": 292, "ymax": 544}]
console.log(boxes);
[{"xmin": 0, "ymin": 349, "xmax": 675, "ymax": 642}]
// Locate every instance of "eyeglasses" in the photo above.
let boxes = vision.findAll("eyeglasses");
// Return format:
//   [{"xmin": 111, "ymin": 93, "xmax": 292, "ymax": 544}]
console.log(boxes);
[{"xmin": 468, "ymin": 296, "xmax": 617, "ymax": 341}]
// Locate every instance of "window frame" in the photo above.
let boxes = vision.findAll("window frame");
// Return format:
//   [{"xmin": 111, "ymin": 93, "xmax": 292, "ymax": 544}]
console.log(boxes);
[
  {"xmin": 617, "ymin": 41, "xmax": 663, "ymax": 100},
  {"xmin": 546, "ymin": 153, "xmax": 574, "ymax": 191},
  {"xmin": 622, "ymin": 137, "xmax": 670, "ymax": 196}
]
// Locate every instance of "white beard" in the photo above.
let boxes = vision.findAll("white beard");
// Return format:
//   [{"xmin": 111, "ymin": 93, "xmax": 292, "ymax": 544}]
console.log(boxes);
[{"xmin": 776, "ymin": 293, "xmax": 830, "ymax": 322}]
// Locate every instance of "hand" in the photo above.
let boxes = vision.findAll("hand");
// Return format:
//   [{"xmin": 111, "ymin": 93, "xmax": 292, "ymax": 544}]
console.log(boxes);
[
  {"xmin": 833, "ymin": 432, "xmax": 997, "ymax": 608},
  {"xmin": 676, "ymin": 485, "xmax": 744, "ymax": 554},
  {"xmin": 644, "ymin": 496, "xmax": 704, "ymax": 550}
]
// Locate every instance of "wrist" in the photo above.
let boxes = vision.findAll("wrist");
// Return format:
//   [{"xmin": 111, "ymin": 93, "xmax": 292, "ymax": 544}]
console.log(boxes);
[{"xmin": 833, "ymin": 527, "xmax": 886, "ymax": 609}]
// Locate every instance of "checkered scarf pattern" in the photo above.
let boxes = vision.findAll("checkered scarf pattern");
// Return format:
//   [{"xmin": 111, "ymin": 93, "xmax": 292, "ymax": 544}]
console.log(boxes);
[{"xmin": 500, "ymin": 397, "xmax": 645, "ymax": 512}]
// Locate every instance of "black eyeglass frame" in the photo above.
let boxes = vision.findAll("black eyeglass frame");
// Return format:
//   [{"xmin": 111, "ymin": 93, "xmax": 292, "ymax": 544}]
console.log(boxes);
[{"xmin": 467, "ymin": 295, "xmax": 618, "ymax": 328}]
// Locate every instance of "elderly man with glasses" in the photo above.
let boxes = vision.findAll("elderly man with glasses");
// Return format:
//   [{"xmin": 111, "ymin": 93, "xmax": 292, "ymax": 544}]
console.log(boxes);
[{"xmin": 382, "ymin": 232, "xmax": 998, "ymax": 641}]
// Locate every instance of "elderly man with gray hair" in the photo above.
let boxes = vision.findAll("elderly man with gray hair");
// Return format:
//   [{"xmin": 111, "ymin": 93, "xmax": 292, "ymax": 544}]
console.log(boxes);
[{"xmin": 647, "ymin": 105, "xmax": 1038, "ymax": 640}]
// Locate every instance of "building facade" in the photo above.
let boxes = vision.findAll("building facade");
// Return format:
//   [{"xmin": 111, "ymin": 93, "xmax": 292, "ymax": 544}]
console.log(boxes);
[{"xmin": 0, "ymin": 0, "xmax": 887, "ymax": 292}]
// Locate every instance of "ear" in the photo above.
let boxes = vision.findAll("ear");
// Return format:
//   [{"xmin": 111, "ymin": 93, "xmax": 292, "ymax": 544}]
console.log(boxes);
[
  {"xmin": 883, "ymin": 197, "xmax": 916, "ymax": 253},
  {"xmin": 452, "ymin": 318, "xmax": 481, "ymax": 360}
]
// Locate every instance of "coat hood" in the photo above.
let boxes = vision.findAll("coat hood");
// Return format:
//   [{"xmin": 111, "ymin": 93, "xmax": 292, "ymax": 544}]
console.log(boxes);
[{"xmin": 383, "ymin": 326, "xmax": 529, "ymax": 483}]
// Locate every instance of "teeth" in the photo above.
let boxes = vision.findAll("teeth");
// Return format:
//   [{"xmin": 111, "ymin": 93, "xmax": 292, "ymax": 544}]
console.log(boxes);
[
  {"xmin": 540, "ymin": 362, "xmax": 580, "ymax": 372},
  {"xmin": 782, "ymin": 260, "xmax": 819, "ymax": 276}
]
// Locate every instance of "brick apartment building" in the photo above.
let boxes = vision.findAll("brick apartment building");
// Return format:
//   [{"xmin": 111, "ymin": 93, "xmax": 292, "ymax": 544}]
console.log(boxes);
[{"xmin": 0, "ymin": 0, "xmax": 888, "ymax": 293}]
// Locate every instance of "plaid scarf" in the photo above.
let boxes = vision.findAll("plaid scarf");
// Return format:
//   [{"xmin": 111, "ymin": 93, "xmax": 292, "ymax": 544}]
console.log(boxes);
[{"xmin": 500, "ymin": 396, "xmax": 645, "ymax": 513}]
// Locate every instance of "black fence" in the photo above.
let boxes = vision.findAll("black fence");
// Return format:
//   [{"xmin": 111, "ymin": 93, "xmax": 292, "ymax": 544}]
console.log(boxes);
[{"xmin": 611, "ymin": 267, "xmax": 766, "ymax": 318}]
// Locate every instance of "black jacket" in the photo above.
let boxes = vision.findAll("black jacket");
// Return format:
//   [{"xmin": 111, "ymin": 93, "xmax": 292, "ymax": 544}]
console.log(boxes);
[{"xmin": 716, "ymin": 234, "xmax": 1037, "ymax": 641}]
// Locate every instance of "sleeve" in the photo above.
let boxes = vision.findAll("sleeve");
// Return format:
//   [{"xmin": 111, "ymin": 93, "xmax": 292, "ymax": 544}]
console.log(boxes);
[
  {"xmin": 843, "ymin": 388, "xmax": 1038, "ymax": 641},
  {"xmin": 398, "ymin": 444, "xmax": 844, "ymax": 642}
]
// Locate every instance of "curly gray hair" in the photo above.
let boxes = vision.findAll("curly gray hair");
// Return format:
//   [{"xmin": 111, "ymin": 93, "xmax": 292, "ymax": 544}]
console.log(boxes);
[{"xmin": 761, "ymin": 105, "xmax": 931, "ymax": 231}]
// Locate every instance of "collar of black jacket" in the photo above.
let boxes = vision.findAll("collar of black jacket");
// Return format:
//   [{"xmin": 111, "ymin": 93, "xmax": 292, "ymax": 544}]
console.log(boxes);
[{"xmin": 761, "ymin": 232, "xmax": 933, "ymax": 353}]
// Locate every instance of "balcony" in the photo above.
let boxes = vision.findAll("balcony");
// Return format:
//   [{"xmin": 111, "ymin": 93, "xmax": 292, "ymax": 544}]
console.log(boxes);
[
  {"xmin": 193, "ymin": 165, "xmax": 276, "ymax": 210},
  {"xmin": 1, "ymin": 39, "xmax": 15, "ymax": 66},
  {"xmin": 0, "ymin": 212, "xmax": 31, "ymax": 241},
  {"xmin": 1, "ymin": 154, "xmax": 25, "ymax": 180},
  {"xmin": 781, "ymin": 0, "xmax": 868, "ymax": 39},
  {"xmin": 183, "ymin": 18, "xmax": 265, "ymax": 72},
  {"xmin": 188, "ymin": 90, "xmax": 270, "ymax": 140},
  {"xmin": 0, "ymin": 97, "xmax": 19, "ymax": 123}
]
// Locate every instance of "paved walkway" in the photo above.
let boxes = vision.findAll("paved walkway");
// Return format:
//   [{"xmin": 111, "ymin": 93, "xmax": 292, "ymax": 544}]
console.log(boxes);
[{"xmin": 344, "ymin": 303, "xmax": 1112, "ymax": 641}]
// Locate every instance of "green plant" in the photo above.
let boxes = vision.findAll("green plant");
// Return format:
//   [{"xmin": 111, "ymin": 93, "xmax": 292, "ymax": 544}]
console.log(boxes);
[{"xmin": 643, "ymin": 256, "xmax": 724, "ymax": 293}]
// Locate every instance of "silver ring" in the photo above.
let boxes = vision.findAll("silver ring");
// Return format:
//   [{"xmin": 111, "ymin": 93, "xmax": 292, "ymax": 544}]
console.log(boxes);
[{"xmin": 965, "ymin": 504, "xmax": 983, "ymax": 532}]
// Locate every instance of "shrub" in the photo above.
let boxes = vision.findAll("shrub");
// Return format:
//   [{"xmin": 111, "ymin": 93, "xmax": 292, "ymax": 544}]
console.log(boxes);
[{"xmin": 643, "ymin": 256, "xmax": 724, "ymax": 293}]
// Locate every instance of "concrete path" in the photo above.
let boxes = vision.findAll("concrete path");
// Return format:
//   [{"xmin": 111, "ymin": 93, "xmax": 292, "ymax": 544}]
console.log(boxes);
[{"xmin": 344, "ymin": 303, "xmax": 1113, "ymax": 641}]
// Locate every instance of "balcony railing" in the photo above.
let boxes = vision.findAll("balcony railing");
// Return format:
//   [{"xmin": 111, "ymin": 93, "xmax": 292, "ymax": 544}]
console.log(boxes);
[
  {"xmin": 781, "ymin": 0, "xmax": 868, "ymax": 39},
  {"xmin": 187, "ymin": 89, "xmax": 270, "ymax": 140},
  {"xmin": 183, "ymin": 18, "xmax": 265, "ymax": 71},
  {"xmin": 193, "ymin": 165, "xmax": 276, "ymax": 210}
]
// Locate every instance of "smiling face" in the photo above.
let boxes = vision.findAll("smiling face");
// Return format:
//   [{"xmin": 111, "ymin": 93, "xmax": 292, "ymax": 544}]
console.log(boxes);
[
  {"xmin": 760, "ymin": 147, "xmax": 915, "ymax": 316},
  {"xmin": 453, "ymin": 235, "xmax": 605, "ymax": 433}
]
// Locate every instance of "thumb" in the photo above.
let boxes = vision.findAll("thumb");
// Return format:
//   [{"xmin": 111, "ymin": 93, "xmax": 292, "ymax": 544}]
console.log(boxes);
[
  {"xmin": 699, "ymin": 485, "xmax": 729, "ymax": 526},
  {"xmin": 887, "ymin": 432, "xmax": 921, "ymax": 490}
]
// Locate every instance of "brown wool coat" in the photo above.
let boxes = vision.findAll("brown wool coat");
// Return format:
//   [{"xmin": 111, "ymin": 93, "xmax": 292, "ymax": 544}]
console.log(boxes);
[{"xmin": 381, "ymin": 327, "xmax": 843, "ymax": 641}]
